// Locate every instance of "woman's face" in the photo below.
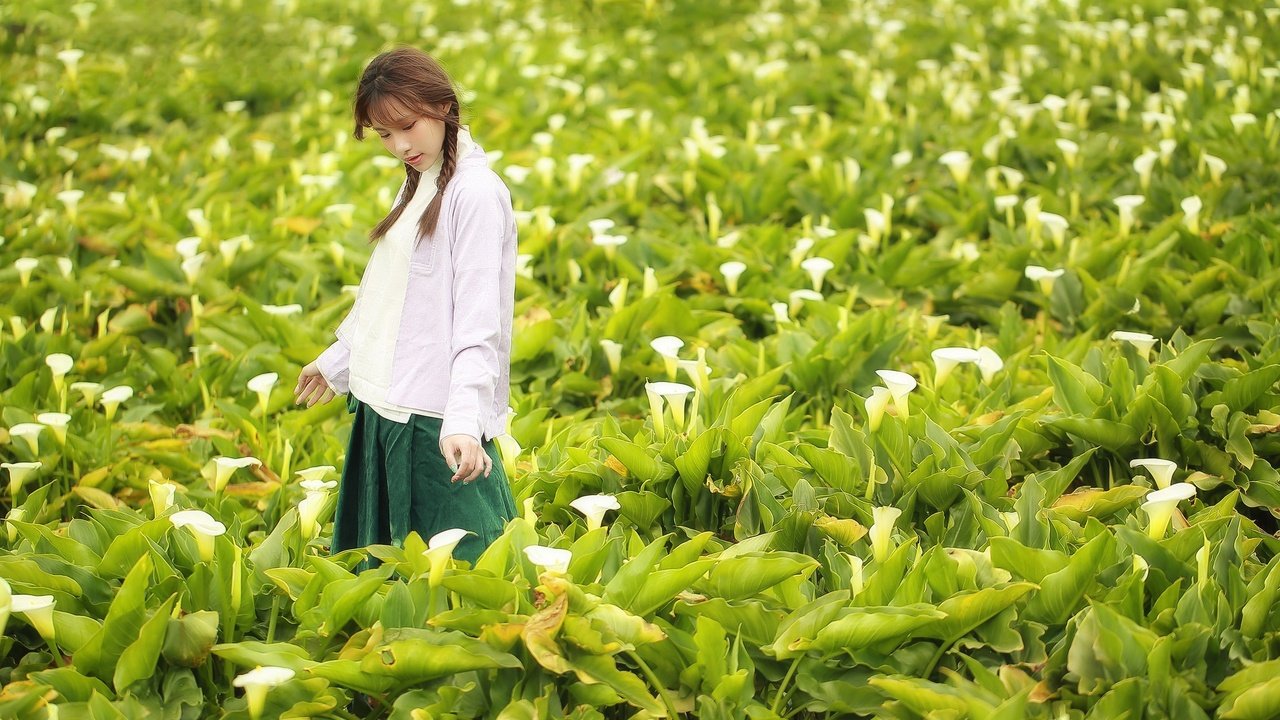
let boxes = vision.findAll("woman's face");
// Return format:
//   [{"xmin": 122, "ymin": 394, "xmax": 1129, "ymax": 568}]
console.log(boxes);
[{"xmin": 370, "ymin": 98, "xmax": 451, "ymax": 171}]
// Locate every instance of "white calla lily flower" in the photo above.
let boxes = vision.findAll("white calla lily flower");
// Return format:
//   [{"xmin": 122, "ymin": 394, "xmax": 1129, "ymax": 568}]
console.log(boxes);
[
  {"xmin": 938, "ymin": 150, "xmax": 972, "ymax": 186},
  {"xmin": 800, "ymin": 256, "xmax": 835, "ymax": 291},
  {"xmin": 36, "ymin": 413, "xmax": 71, "ymax": 445},
  {"xmin": 975, "ymin": 347, "xmax": 1004, "ymax": 384},
  {"xmin": 1142, "ymin": 483, "xmax": 1196, "ymax": 539},
  {"xmin": 294, "ymin": 465, "xmax": 335, "ymax": 483},
  {"xmin": 719, "ymin": 261, "xmax": 746, "ymax": 295},
  {"xmin": 931, "ymin": 347, "xmax": 981, "ymax": 387},
  {"xmin": 211, "ymin": 456, "xmax": 262, "ymax": 494},
  {"xmin": 148, "ymin": 479, "xmax": 177, "ymax": 518},
  {"xmin": 1111, "ymin": 330, "xmax": 1157, "ymax": 359},
  {"xmin": 599, "ymin": 339, "xmax": 622, "ymax": 375},
  {"xmin": 2, "ymin": 462, "xmax": 41, "ymax": 500},
  {"xmin": 15, "ymin": 258, "xmax": 39, "ymax": 287},
  {"xmin": 650, "ymin": 336, "xmax": 684, "ymax": 380},
  {"xmin": 233, "ymin": 666, "xmax": 296, "ymax": 720},
  {"xmin": 100, "ymin": 385, "xmax": 134, "ymax": 420},
  {"xmin": 170, "ymin": 509, "xmax": 227, "ymax": 562},
  {"xmin": 297, "ymin": 490, "xmax": 328, "ymax": 541},
  {"xmin": 523, "ymin": 544, "xmax": 572, "ymax": 575},
  {"xmin": 869, "ymin": 506, "xmax": 902, "ymax": 563},
  {"xmin": 1131, "ymin": 458, "xmax": 1177, "ymax": 490},
  {"xmin": 864, "ymin": 387, "xmax": 892, "ymax": 432},
  {"xmin": 1180, "ymin": 195, "xmax": 1203, "ymax": 233},
  {"xmin": 645, "ymin": 381, "xmax": 695, "ymax": 438},
  {"xmin": 569, "ymin": 494, "xmax": 621, "ymax": 531},
  {"xmin": 11, "ymin": 594, "xmax": 57, "ymax": 642},
  {"xmin": 424, "ymin": 528, "xmax": 472, "ymax": 586},
  {"xmin": 8, "ymin": 423, "xmax": 44, "ymax": 456},
  {"xmin": 69, "ymin": 381, "xmax": 103, "ymax": 406},
  {"xmin": 247, "ymin": 372, "xmax": 279, "ymax": 415},
  {"xmin": 1113, "ymin": 195, "xmax": 1145, "ymax": 237},
  {"xmin": 1024, "ymin": 265, "xmax": 1065, "ymax": 295},
  {"xmin": 875, "ymin": 370, "xmax": 917, "ymax": 419}
]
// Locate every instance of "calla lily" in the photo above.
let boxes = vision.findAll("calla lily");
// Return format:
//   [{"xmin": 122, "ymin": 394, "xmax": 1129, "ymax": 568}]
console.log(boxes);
[
  {"xmin": 569, "ymin": 494, "xmax": 620, "ymax": 531},
  {"xmin": 1039, "ymin": 212, "xmax": 1068, "ymax": 248},
  {"xmin": 1141, "ymin": 483, "xmax": 1196, "ymax": 539},
  {"xmin": 56, "ymin": 48, "xmax": 84, "ymax": 83},
  {"xmin": 869, "ymin": 506, "xmax": 902, "ymax": 563},
  {"xmin": 931, "ymin": 347, "xmax": 981, "ymax": 387},
  {"xmin": 15, "ymin": 257, "xmax": 38, "ymax": 287},
  {"xmin": 875, "ymin": 370, "xmax": 917, "ymax": 419},
  {"xmin": 593, "ymin": 233, "xmax": 627, "ymax": 261},
  {"xmin": 789, "ymin": 237, "xmax": 814, "ymax": 268},
  {"xmin": 921, "ymin": 314, "xmax": 950, "ymax": 340},
  {"xmin": 69, "ymin": 381, "xmax": 103, "ymax": 406},
  {"xmin": 1180, "ymin": 195, "xmax": 1203, "ymax": 233},
  {"xmin": 1024, "ymin": 265, "xmax": 1064, "ymax": 295},
  {"xmin": 1199, "ymin": 152, "xmax": 1226, "ymax": 184},
  {"xmin": 100, "ymin": 385, "xmax": 133, "ymax": 420},
  {"xmin": 719, "ymin": 261, "xmax": 746, "ymax": 295},
  {"xmin": 297, "ymin": 491, "xmax": 328, "ymax": 541},
  {"xmin": 994, "ymin": 195, "xmax": 1018, "ymax": 226},
  {"xmin": 233, "ymin": 666, "xmax": 295, "ymax": 720},
  {"xmin": 1055, "ymin": 138, "xmax": 1079, "ymax": 170},
  {"xmin": 260, "ymin": 304, "xmax": 301, "ymax": 317},
  {"xmin": 1131, "ymin": 458, "xmax": 1177, "ymax": 490},
  {"xmin": 1111, "ymin": 330, "xmax": 1157, "ymax": 359},
  {"xmin": 523, "ymin": 544, "xmax": 572, "ymax": 575},
  {"xmin": 149, "ymin": 479, "xmax": 176, "ymax": 518},
  {"xmin": 211, "ymin": 456, "xmax": 262, "ymax": 493},
  {"xmin": 425, "ymin": 528, "xmax": 471, "ymax": 586},
  {"xmin": 650, "ymin": 336, "xmax": 684, "ymax": 380},
  {"xmin": 1132, "ymin": 151, "xmax": 1158, "ymax": 191},
  {"xmin": 642, "ymin": 266, "xmax": 658, "ymax": 298},
  {"xmin": 175, "ymin": 237, "xmax": 202, "ymax": 260},
  {"xmin": 1114, "ymin": 195, "xmax": 1145, "ymax": 237},
  {"xmin": 181, "ymin": 252, "xmax": 208, "ymax": 285},
  {"xmin": 36, "ymin": 413, "xmax": 70, "ymax": 445},
  {"xmin": 587, "ymin": 218, "xmax": 615, "ymax": 236},
  {"xmin": 800, "ymin": 256, "xmax": 835, "ymax": 291},
  {"xmin": 976, "ymin": 347, "xmax": 1004, "ymax": 384},
  {"xmin": 247, "ymin": 372, "xmax": 278, "ymax": 416},
  {"xmin": 607, "ymin": 277, "xmax": 628, "ymax": 313},
  {"xmin": 864, "ymin": 387, "xmax": 892, "ymax": 432},
  {"xmin": 170, "ymin": 509, "xmax": 227, "ymax": 562},
  {"xmin": 599, "ymin": 339, "xmax": 622, "ymax": 374},
  {"xmin": 8, "ymin": 423, "xmax": 44, "ymax": 456},
  {"xmin": 45, "ymin": 353, "xmax": 73, "ymax": 389},
  {"xmin": 788, "ymin": 289, "xmax": 823, "ymax": 317},
  {"xmin": 769, "ymin": 298, "xmax": 792, "ymax": 325},
  {"xmin": 938, "ymin": 150, "xmax": 972, "ymax": 186},
  {"xmin": 645, "ymin": 381, "xmax": 695, "ymax": 438},
  {"xmin": 11, "ymin": 594, "xmax": 56, "ymax": 643},
  {"xmin": 2, "ymin": 462, "xmax": 40, "ymax": 500},
  {"xmin": 864, "ymin": 208, "xmax": 886, "ymax": 246},
  {"xmin": 294, "ymin": 465, "xmax": 335, "ymax": 483},
  {"xmin": 299, "ymin": 479, "xmax": 336, "ymax": 492}
]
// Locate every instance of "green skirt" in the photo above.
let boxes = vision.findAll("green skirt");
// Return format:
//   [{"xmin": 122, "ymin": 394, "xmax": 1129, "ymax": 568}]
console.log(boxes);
[{"xmin": 330, "ymin": 394, "xmax": 516, "ymax": 569}]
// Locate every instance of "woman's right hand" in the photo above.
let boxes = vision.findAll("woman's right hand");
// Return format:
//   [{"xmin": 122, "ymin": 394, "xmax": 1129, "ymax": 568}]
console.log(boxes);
[{"xmin": 295, "ymin": 360, "xmax": 337, "ymax": 407}]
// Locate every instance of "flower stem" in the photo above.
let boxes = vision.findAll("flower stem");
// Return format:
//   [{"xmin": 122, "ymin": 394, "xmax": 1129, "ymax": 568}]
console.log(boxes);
[
  {"xmin": 626, "ymin": 649, "xmax": 678, "ymax": 719},
  {"xmin": 770, "ymin": 655, "xmax": 803, "ymax": 715}
]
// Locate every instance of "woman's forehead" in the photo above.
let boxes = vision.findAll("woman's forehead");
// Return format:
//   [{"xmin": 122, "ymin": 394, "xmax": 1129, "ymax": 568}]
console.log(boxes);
[{"xmin": 367, "ymin": 96, "xmax": 418, "ymax": 129}]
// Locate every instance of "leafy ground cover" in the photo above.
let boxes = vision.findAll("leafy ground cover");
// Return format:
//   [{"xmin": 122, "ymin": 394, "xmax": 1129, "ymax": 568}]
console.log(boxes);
[{"xmin": 2, "ymin": 0, "xmax": 1280, "ymax": 717}]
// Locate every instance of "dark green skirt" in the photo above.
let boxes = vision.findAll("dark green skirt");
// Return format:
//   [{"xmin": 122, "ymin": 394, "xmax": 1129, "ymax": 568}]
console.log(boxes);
[{"xmin": 330, "ymin": 394, "xmax": 516, "ymax": 569}]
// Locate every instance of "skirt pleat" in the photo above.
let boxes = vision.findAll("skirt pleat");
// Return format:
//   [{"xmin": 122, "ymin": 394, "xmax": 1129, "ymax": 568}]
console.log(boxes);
[{"xmin": 330, "ymin": 394, "xmax": 517, "ymax": 570}]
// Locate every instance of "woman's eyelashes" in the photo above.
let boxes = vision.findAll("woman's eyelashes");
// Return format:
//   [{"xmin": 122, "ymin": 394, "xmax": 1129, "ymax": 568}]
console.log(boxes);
[{"xmin": 377, "ymin": 121, "xmax": 415, "ymax": 140}]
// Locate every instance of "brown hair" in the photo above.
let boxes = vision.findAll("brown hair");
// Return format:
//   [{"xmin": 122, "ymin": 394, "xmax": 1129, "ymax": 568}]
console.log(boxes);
[{"xmin": 353, "ymin": 47, "xmax": 461, "ymax": 244}]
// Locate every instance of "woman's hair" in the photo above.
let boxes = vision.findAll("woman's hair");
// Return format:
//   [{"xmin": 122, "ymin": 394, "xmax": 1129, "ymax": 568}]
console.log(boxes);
[{"xmin": 353, "ymin": 47, "xmax": 461, "ymax": 243}]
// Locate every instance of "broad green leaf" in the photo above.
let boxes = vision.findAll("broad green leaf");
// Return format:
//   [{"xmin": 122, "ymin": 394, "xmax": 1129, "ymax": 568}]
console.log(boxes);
[{"xmin": 807, "ymin": 604, "xmax": 946, "ymax": 653}]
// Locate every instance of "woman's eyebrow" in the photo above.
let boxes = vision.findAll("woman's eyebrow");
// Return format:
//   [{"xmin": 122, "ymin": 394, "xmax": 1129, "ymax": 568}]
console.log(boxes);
[{"xmin": 370, "ymin": 115, "xmax": 412, "ymax": 131}]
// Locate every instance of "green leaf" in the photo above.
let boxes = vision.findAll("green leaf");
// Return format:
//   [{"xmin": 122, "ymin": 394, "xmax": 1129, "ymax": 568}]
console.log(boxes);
[
  {"xmin": 1025, "ymin": 530, "xmax": 1115, "ymax": 624},
  {"xmin": 114, "ymin": 593, "xmax": 179, "ymax": 692},
  {"xmin": 808, "ymin": 604, "xmax": 946, "ymax": 653},
  {"xmin": 1045, "ymin": 355, "xmax": 1104, "ymax": 415},
  {"xmin": 211, "ymin": 641, "xmax": 318, "ymax": 673},
  {"xmin": 703, "ymin": 553, "xmax": 818, "ymax": 601}
]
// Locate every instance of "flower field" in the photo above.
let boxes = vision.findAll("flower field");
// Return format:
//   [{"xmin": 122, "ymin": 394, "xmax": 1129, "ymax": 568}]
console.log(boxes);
[{"xmin": 3, "ymin": 0, "xmax": 1280, "ymax": 717}]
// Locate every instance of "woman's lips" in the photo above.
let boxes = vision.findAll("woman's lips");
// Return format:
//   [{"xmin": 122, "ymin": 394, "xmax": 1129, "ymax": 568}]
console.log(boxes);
[{"xmin": 406, "ymin": 153, "xmax": 423, "ymax": 164}]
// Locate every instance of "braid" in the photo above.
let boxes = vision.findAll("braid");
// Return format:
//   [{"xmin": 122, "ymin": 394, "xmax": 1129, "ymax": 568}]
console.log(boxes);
[{"xmin": 418, "ymin": 101, "xmax": 460, "ymax": 244}]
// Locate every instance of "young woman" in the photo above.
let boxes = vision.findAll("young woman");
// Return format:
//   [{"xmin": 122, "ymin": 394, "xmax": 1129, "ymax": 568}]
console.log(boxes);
[{"xmin": 292, "ymin": 47, "xmax": 517, "ymax": 567}]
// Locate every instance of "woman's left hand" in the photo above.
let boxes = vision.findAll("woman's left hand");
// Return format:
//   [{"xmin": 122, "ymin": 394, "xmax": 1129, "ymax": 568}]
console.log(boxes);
[{"xmin": 440, "ymin": 434, "xmax": 492, "ymax": 483}]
